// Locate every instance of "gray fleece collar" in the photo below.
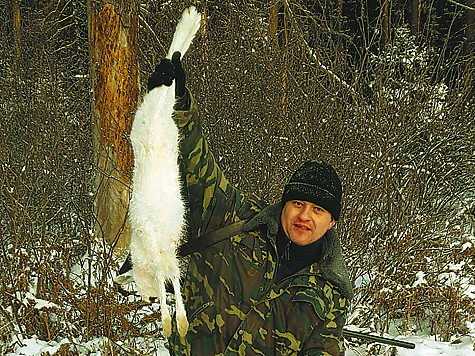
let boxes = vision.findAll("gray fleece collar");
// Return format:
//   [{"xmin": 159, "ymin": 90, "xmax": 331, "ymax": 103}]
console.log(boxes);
[{"xmin": 243, "ymin": 203, "xmax": 354, "ymax": 300}]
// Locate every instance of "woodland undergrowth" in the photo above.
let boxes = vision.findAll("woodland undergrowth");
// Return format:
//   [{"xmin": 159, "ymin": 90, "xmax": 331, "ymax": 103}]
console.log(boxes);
[{"xmin": 1, "ymin": 1, "xmax": 474, "ymax": 355}]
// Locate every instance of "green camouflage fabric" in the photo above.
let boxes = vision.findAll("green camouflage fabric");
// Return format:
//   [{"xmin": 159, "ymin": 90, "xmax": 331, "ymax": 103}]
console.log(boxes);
[{"xmin": 168, "ymin": 91, "xmax": 351, "ymax": 356}]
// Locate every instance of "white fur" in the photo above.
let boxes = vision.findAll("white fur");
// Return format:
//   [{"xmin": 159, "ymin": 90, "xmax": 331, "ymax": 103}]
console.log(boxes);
[{"xmin": 129, "ymin": 7, "xmax": 201, "ymax": 338}]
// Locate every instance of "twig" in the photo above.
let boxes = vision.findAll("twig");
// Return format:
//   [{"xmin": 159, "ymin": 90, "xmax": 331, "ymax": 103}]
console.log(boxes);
[
  {"xmin": 446, "ymin": 0, "xmax": 475, "ymax": 11},
  {"xmin": 282, "ymin": 0, "xmax": 360, "ymax": 99},
  {"xmin": 139, "ymin": 13, "xmax": 165, "ymax": 51}
]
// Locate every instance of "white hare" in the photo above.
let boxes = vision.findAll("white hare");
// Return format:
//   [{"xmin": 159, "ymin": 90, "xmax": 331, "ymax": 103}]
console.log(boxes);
[{"xmin": 128, "ymin": 7, "xmax": 201, "ymax": 338}]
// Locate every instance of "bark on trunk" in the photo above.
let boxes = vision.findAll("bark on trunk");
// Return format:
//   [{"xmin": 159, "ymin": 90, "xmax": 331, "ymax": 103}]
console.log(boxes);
[
  {"xmin": 269, "ymin": 1, "xmax": 280, "ymax": 46},
  {"xmin": 466, "ymin": 0, "xmax": 475, "ymax": 88},
  {"xmin": 411, "ymin": 0, "xmax": 421, "ymax": 35},
  {"xmin": 13, "ymin": 0, "xmax": 21, "ymax": 67},
  {"xmin": 382, "ymin": 0, "xmax": 390, "ymax": 46},
  {"xmin": 88, "ymin": 0, "xmax": 139, "ymax": 253}
]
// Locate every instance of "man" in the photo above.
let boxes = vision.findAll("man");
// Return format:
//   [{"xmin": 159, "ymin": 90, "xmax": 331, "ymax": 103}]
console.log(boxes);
[{"xmin": 146, "ymin": 52, "xmax": 353, "ymax": 355}]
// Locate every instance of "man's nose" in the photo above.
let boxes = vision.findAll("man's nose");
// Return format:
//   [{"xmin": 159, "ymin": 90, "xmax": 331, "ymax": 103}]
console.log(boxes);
[{"xmin": 297, "ymin": 206, "xmax": 311, "ymax": 220}]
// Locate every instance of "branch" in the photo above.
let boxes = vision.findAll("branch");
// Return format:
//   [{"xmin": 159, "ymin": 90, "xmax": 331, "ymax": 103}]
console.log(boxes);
[
  {"xmin": 282, "ymin": 0, "xmax": 360, "ymax": 99},
  {"xmin": 139, "ymin": 13, "xmax": 164, "ymax": 51},
  {"xmin": 446, "ymin": 0, "xmax": 475, "ymax": 11}
]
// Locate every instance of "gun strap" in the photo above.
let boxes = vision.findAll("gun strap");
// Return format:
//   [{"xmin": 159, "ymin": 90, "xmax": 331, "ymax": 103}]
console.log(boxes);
[{"xmin": 177, "ymin": 220, "xmax": 247, "ymax": 257}]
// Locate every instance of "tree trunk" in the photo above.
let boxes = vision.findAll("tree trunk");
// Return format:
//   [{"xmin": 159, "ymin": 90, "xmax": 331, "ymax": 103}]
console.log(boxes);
[
  {"xmin": 13, "ymin": 0, "xmax": 21, "ymax": 69},
  {"xmin": 334, "ymin": 0, "xmax": 347, "ymax": 68},
  {"xmin": 269, "ymin": 1, "xmax": 280, "ymax": 46},
  {"xmin": 411, "ymin": 0, "xmax": 421, "ymax": 35},
  {"xmin": 88, "ymin": 0, "xmax": 139, "ymax": 253},
  {"xmin": 466, "ymin": 0, "xmax": 475, "ymax": 89},
  {"xmin": 381, "ymin": 0, "xmax": 390, "ymax": 46}
]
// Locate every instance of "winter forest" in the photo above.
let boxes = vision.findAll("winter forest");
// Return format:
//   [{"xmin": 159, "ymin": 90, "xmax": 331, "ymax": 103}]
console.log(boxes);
[{"xmin": 0, "ymin": 0, "xmax": 474, "ymax": 355}]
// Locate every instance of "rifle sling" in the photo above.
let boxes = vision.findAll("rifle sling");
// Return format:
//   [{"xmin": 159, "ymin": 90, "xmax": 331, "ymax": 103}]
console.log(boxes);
[{"xmin": 177, "ymin": 220, "xmax": 247, "ymax": 257}]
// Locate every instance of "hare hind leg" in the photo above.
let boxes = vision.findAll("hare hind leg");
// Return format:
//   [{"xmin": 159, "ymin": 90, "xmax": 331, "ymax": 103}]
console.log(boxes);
[
  {"xmin": 172, "ymin": 274, "xmax": 188, "ymax": 337},
  {"xmin": 157, "ymin": 278, "xmax": 172, "ymax": 337}
]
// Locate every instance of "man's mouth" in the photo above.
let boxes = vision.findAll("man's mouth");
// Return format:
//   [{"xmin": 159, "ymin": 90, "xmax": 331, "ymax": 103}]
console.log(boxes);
[{"xmin": 294, "ymin": 223, "xmax": 311, "ymax": 231}]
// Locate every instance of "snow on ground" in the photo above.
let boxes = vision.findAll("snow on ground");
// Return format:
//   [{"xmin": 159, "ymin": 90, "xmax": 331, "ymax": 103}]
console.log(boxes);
[
  {"xmin": 346, "ymin": 335, "xmax": 474, "ymax": 356},
  {"xmin": 5, "ymin": 336, "xmax": 170, "ymax": 356},
  {"xmin": 6, "ymin": 332, "xmax": 474, "ymax": 355},
  {"xmin": 4, "ymin": 229, "xmax": 474, "ymax": 355},
  {"xmin": 345, "ymin": 320, "xmax": 475, "ymax": 355}
]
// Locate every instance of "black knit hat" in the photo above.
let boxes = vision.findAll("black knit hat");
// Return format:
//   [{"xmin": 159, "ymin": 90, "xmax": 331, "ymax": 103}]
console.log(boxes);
[{"xmin": 282, "ymin": 160, "xmax": 342, "ymax": 220}]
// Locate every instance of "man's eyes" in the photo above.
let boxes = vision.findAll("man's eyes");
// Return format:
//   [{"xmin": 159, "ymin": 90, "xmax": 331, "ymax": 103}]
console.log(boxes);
[{"xmin": 292, "ymin": 201, "xmax": 323, "ymax": 212}]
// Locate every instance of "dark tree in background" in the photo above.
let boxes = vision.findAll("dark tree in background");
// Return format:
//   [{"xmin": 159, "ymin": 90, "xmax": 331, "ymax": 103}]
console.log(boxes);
[
  {"xmin": 468, "ymin": 0, "xmax": 475, "ymax": 85},
  {"xmin": 342, "ymin": 0, "xmax": 474, "ymax": 88}
]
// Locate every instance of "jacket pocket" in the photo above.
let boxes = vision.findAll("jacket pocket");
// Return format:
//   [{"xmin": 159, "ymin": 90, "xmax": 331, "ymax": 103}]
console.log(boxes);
[
  {"xmin": 189, "ymin": 300, "xmax": 215, "ymax": 322},
  {"xmin": 230, "ymin": 231, "xmax": 264, "ymax": 267},
  {"xmin": 182, "ymin": 269, "xmax": 215, "ymax": 323},
  {"xmin": 293, "ymin": 288, "xmax": 329, "ymax": 321}
]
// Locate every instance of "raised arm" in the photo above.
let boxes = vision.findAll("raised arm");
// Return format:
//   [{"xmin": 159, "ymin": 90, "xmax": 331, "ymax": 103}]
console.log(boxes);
[{"xmin": 148, "ymin": 52, "xmax": 265, "ymax": 241}]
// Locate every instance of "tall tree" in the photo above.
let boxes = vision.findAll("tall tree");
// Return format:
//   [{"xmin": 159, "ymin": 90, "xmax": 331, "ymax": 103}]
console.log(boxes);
[
  {"xmin": 269, "ymin": 1, "xmax": 280, "ymax": 44},
  {"xmin": 382, "ymin": 0, "xmax": 391, "ymax": 46},
  {"xmin": 88, "ymin": 0, "xmax": 139, "ymax": 252},
  {"xmin": 411, "ymin": 0, "xmax": 421, "ymax": 35},
  {"xmin": 12, "ymin": 0, "xmax": 20, "ymax": 70},
  {"xmin": 467, "ymin": 0, "xmax": 475, "ymax": 88}
]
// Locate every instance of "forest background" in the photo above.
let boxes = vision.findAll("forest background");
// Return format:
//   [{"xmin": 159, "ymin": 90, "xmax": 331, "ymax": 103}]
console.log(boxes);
[{"xmin": 0, "ymin": 0, "xmax": 474, "ymax": 354}]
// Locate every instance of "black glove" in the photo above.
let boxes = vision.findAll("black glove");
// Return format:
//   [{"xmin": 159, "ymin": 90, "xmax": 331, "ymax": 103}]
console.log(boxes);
[
  {"xmin": 171, "ymin": 51, "xmax": 186, "ymax": 98},
  {"xmin": 147, "ymin": 51, "xmax": 186, "ymax": 98},
  {"xmin": 147, "ymin": 57, "xmax": 175, "ymax": 90}
]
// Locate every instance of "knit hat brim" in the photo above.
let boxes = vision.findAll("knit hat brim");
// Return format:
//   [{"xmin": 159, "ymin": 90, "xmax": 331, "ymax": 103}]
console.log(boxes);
[{"xmin": 282, "ymin": 183, "xmax": 341, "ymax": 221}]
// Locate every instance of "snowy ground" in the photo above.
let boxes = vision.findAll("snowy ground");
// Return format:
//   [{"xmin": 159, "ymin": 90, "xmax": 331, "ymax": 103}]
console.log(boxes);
[
  {"xmin": 6, "ymin": 327, "xmax": 474, "ymax": 355},
  {"xmin": 4, "ymin": 232, "xmax": 474, "ymax": 355},
  {"xmin": 4, "ymin": 258, "xmax": 474, "ymax": 355},
  {"xmin": 345, "ymin": 334, "xmax": 475, "ymax": 356}
]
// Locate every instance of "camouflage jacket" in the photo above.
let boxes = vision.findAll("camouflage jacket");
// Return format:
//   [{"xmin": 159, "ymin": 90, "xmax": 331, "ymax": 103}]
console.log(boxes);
[{"xmin": 168, "ymin": 92, "xmax": 353, "ymax": 356}]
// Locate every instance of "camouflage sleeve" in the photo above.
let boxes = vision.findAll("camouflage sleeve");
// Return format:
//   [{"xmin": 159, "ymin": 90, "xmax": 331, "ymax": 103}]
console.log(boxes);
[
  {"xmin": 299, "ymin": 284, "xmax": 348, "ymax": 356},
  {"xmin": 173, "ymin": 90, "xmax": 264, "ymax": 241}
]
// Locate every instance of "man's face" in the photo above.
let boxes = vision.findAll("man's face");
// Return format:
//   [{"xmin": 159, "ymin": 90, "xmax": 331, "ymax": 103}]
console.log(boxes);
[{"xmin": 281, "ymin": 200, "xmax": 335, "ymax": 246}]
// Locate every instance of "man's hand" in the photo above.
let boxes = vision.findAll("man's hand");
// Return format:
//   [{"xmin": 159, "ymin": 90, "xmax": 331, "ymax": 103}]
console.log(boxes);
[
  {"xmin": 147, "ymin": 57, "xmax": 175, "ymax": 90},
  {"xmin": 147, "ymin": 51, "xmax": 186, "ymax": 98},
  {"xmin": 171, "ymin": 51, "xmax": 186, "ymax": 98}
]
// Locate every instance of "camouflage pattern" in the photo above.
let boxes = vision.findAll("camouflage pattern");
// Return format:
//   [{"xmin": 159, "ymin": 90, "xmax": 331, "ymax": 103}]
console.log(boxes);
[{"xmin": 168, "ymin": 92, "xmax": 349, "ymax": 355}]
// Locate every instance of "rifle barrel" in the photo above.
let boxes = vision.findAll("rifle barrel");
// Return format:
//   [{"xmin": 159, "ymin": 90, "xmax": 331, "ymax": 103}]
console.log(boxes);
[{"xmin": 342, "ymin": 329, "xmax": 416, "ymax": 349}]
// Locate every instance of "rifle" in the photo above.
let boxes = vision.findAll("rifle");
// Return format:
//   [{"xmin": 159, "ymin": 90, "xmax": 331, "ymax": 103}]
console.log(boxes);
[{"xmin": 343, "ymin": 329, "xmax": 416, "ymax": 349}]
